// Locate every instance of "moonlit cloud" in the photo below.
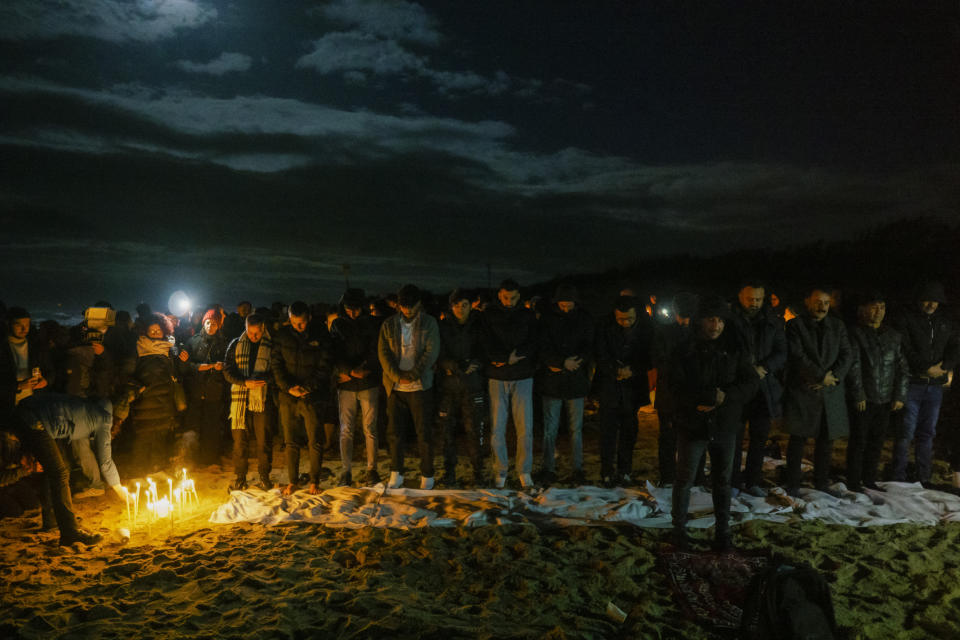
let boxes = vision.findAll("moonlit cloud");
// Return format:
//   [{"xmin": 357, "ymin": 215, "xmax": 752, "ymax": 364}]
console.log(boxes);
[
  {"xmin": 176, "ymin": 52, "xmax": 252, "ymax": 76},
  {"xmin": 296, "ymin": 31, "xmax": 427, "ymax": 75},
  {"xmin": 297, "ymin": 2, "xmax": 547, "ymax": 98},
  {"xmin": 316, "ymin": 0, "xmax": 442, "ymax": 46},
  {"xmin": 0, "ymin": 0, "xmax": 217, "ymax": 43}
]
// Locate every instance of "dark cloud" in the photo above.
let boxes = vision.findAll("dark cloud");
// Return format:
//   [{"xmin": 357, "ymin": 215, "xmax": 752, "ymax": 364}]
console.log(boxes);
[
  {"xmin": 0, "ymin": 1, "xmax": 957, "ymax": 315},
  {"xmin": 176, "ymin": 52, "xmax": 252, "ymax": 76}
]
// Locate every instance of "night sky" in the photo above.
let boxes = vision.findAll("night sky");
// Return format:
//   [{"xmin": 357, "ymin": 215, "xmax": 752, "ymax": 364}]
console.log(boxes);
[{"xmin": 2, "ymin": 1, "xmax": 958, "ymax": 317}]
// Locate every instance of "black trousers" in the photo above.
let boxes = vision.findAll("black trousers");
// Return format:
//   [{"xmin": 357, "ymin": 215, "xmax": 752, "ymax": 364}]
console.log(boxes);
[
  {"xmin": 672, "ymin": 427, "xmax": 736, "ymax": 535},
  {"xmin": 232, "ymin": 409, "xmax": 273, "ymax": 483},
  {"xmin": 388, "ymin": 389, "xmax": 434, "ymax": 476},
  {"xmin": 847, "ymin": 402, "xmax": 891, "ymax": 489},
  {"xmin": 732, "ymin": 395, "xmax": 773, "ymax": 488},
  {"xmin": 8, "ymin": 416, "xmax": 78, "ymax": 536},
  {"xmin": 278, "ymin": 394, "xmax": 324, "ymax": 485},
  {"xmin": 657, "ymin": 412, "xmax": 678, "ymax": 484},
  {"xmin": 130, "ymin": 423, "xmax": 174, "ymax": 476},
  {"xmin": 786, "ymin": 410, "xmax": 833, "ymax": 491},
  {"xmin": 187, "ymin": 391, "xmax": 227, "ymax": 466},
  {"xmin": 600, "ymin": 388, "xmax": 640, "ymax": 479},
  {"xmin": 438, "ymin": 381, "xmax": 484, "ymax": 475}
]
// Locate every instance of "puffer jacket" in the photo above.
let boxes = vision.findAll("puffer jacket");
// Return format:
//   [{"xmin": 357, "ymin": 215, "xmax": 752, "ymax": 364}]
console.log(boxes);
[
  {"xmin": 129, "ymin": 352, "xmax": 181, "ymax": 432},
  {"xmin": 271, "ymin": 326, "xmax": 332, "ymax": 397},
  {"xmin": 846, "ymin": 324, "xmax": 909, "ymax": 405}
]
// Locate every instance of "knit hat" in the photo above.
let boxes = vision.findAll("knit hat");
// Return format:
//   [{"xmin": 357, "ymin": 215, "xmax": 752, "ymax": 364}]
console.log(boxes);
[
  {"xmin": 916, "ymin": 281, "xmax": 947, "ymax": 304},
  {"xmin": 696, "ymin": 295, "xmax": 730, "ymax": 320},
  {"xmin": 202, "ymin": 308, "xmax": 221, "ymax": 328}
]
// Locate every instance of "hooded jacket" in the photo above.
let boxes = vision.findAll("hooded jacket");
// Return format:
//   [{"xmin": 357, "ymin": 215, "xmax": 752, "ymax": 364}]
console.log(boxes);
[{"xmin": 891, "ymin": 305, "xmax": 958, "ymax": 385}]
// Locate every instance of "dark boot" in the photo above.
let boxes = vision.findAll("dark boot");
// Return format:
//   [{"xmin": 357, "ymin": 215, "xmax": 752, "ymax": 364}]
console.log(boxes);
[
  {"xmin": 60, "ymin": 528, "xmax": 103, "ymax": 547},
  {"xmin": 671, "ymin": 526, "xmax": 690, "ymax": 550}
]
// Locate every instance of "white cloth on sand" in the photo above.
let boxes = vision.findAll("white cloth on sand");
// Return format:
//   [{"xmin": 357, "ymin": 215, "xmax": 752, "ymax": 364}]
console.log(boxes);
[{"xmin": 209, "ymin": 480, "xmax": 960, "ymax": 530}]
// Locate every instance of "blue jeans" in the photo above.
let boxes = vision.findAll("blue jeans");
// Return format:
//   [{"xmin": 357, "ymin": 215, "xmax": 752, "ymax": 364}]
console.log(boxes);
[
  {"xmin": 892, "ymin": 383, "xmax": 943, "ymax": 482},
  {"xmin": 488, "ymin": 378, "xmax": 534, "ymax": 478},
  {"xmin": 541, "ymin": 397, "xmax": 584, "ymax": 474},
  {"xmin": 338, "ymin": 387, "xmax": 380, "ymax": 471}
]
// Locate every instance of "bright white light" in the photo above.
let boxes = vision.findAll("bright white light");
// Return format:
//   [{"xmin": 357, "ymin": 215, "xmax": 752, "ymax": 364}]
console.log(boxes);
[
  {"xmin": 660, "ymin": 308, "xmax": 670, "ymax": 316},
  {"xmin": 168, "ymin": 290, "xmax": 192, "ymax": 316}
]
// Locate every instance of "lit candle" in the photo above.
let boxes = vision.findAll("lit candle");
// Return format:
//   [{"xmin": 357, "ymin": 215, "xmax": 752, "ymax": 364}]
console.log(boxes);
[
  {"xmin": 134, "ymin": 482, "xmax": 141, "ymax": 523},
  {"xmin": 124, "ymin": 486, "xmax": 131, "ymax": 528}
]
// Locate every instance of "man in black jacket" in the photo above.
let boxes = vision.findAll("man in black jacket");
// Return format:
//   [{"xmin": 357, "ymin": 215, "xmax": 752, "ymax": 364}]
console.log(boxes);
[
  {"xmin": 670, "ymin": 296, "xmax": 757, "ymax": 551},
  {"xmin": 331, "ymin": 289, "xmax": 382, "ymax": 486},
  {"xmin": 846, "ymin": 292, "xmax": 908, "ymax": 491},
  {"xmin": 538, "ymin": 284, "xmax": 594, "ymax": 485},
  {"xmin": 437, "ymin": 289, "xmax": 485, "ymax": 486},
  {"xmin": 595, "ymin": 295, "xmax": 653, "ymax": 487},
  {"xmin": 890, "ymin": 281, "xmax": 958, "ymax": 484},
  {"xmin": 727, "ymin": 282, "xmax": 786, "ymax": 497},
  {"xmin": 272, "ymin": 301, "xmax": 332, "ymax": 495},
  {"xmin": 481, "ymin": 279, "xmax": 538, "ymax": 489}
]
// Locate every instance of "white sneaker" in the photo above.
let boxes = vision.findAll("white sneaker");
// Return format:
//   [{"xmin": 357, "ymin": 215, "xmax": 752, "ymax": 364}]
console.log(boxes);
[
  {"xmin": 519, "ymin": 473, "xmax": 534, "ymax": 489},
  {"xmin": 495, "ymin": 474, "xmax": 507, "ymax": 489},
  {"xmin": 420, "ymin": 476, "xmax": 435, "ymax": 490},
  {"xmin": 387, "ymin": 471, "xmax": 403, "ymax": 489}
]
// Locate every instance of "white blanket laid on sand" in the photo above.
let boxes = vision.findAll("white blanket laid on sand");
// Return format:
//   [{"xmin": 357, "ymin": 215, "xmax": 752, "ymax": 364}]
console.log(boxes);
[{"xmin": 209, "ymin": 481, "xmax": 960, "ymax": 529}]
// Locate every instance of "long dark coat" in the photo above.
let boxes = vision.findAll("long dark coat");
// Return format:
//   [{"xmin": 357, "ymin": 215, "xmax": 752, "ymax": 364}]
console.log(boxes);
[
  {"xmin": 727, "ymin": 306, "xmax": 786, "ymax": 418},
  {"xmin": 783, "ymin": 314, "xmax": 854, "ymax": 439}
]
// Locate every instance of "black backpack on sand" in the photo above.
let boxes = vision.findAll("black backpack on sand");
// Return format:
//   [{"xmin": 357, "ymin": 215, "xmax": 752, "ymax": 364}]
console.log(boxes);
[{"xmin": 740, "ymin": 560, "xmax": 838, "ymax": 640}]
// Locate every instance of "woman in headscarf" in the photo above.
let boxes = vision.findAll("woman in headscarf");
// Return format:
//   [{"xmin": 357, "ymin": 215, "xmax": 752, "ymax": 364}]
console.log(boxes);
[{"xmin": 185, "ymin": 308, "xmax": 229, "ymax": 466}]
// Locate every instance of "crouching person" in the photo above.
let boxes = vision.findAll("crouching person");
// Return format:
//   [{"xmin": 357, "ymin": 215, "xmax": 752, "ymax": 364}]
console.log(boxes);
[
  {"xmin": 7, "ymin": 392, "xmax": 132, "ymax": 545},
  {"xmin": 671, "ymin": 297, "xmax": 757, "ymax": 551}
]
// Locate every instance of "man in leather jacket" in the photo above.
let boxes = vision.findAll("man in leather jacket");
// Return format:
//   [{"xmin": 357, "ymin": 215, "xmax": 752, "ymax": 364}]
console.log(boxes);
[{"xmin": 845, "ymin": 292, "xmax": 908, "ymax": 491}]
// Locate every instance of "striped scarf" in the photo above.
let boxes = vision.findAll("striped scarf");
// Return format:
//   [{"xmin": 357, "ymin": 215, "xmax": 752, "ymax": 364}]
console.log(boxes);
[{"xmin": 229, "ymin": 331, "xmax": 272, "ymax": 429}]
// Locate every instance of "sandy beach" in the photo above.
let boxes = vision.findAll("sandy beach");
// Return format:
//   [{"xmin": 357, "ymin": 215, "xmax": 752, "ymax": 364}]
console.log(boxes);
[{"xmin": 2, "ymin": 413, "xmax": 959, "ymax": 639}]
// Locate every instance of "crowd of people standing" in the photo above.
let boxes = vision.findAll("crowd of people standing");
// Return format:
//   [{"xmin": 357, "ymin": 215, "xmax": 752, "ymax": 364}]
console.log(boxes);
[{"xmin": 2, "ymin": 277, "xmax": 958, "ymax": 549}]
